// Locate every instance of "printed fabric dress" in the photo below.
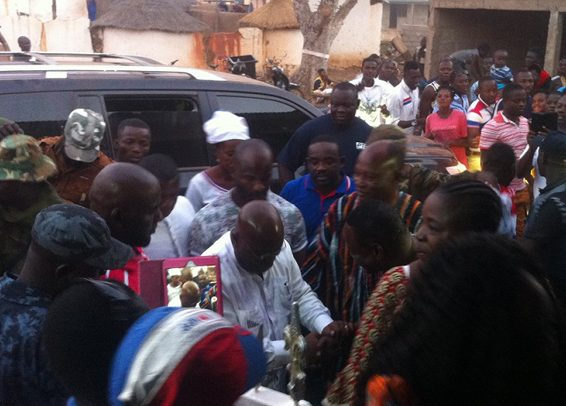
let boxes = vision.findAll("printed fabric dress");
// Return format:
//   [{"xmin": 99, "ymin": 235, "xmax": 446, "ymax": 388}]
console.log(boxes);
[{"xmin": 324, "ymin": 266, "xmax": 410, "ymax": 406}]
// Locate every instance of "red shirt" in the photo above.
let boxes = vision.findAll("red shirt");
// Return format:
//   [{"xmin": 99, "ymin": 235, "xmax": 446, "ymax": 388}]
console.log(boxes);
[
  {"xmin": 536, "ymin": 69, "xmax": 552, "ymax": 90},
  {"xmin": 103, "ymin": 247, "xmax": 148, "ymax": 294}
]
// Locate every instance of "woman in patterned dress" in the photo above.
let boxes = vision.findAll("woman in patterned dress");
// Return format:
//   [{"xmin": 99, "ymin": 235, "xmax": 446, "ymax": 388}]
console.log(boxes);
[
  {"xmin": 361, "ymin": 234, "xmax": 566, "ymax": 406},
  {"xmin": 324, "ymin": 179, "xmax": 503, "ymax": 406}
]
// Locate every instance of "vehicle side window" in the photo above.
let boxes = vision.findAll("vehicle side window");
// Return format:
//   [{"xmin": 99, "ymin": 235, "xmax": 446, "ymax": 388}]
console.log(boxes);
[
  {"xmin": 0, "ymin": 92, "xmax": 75, "ymax": 138},
  {"xmin": 216, "ymin": 95, "xmax": 311, "ymax": 156},
  {"xmin": 104, "ymin": 97, "xmax": 207, "ymax": 167}
]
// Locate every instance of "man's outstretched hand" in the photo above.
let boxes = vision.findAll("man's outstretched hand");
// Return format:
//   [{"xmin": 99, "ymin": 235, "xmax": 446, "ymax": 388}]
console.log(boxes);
[{"xmin": 0, "ymin": 120, "xmax": 23, "ymax": 140}]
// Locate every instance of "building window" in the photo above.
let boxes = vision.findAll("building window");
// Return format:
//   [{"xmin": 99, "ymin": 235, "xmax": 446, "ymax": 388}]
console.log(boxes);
[{"xmin": 390, "ymin": 4, "xmax": 408, "ymax": 29}]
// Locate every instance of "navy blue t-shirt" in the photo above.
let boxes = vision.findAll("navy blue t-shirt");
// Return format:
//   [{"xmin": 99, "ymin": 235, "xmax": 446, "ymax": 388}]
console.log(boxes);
[{"xmin": 277, "ymin": 114, "xmax": 371, "ymax": 176}]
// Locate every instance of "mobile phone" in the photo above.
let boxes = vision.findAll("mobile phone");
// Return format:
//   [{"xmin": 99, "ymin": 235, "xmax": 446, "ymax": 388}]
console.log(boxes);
[{"xmin": 531, "ymin": 112, "xmax": 558, "ymax": 132}]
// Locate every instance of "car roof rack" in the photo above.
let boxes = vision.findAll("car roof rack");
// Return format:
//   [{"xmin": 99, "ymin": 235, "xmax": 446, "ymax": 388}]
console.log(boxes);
[{"xmin": 0, "ymin": 52, "xmax": 162, "ymax": 66}]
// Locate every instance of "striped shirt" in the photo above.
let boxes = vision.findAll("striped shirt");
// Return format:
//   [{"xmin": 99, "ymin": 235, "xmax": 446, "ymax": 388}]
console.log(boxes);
[
  {"xmin": 490, "ymin": 65, "xmax": 513, "ymax": 85},
  {"xmin": 301, "ymin": 191, "xmax": 421, "ymax": 323},
  {"xmin": 480, "ymin": 112, "xmax": 529, "ymax": 191},
  {"xmin": 387, "ymin": 80, "xmax": 419, "ymax": 134},
  {"xmin": 450, "ymin": 92, "xmax": 470, "ymax": 114},
  {"xmin": 467, "ymin": 96, "xmax": 495, "ymax": 130}
]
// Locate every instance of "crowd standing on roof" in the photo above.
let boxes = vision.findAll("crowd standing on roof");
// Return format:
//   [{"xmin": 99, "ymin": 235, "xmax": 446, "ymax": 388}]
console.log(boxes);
[{"xmin": 2, "ymin": 41, "xmax": 566, "ymax": 406}]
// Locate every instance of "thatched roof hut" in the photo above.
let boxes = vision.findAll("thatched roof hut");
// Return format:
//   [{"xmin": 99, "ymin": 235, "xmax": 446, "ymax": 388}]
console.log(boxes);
[
  {"xmin": 239, "ymin": 0, "xmax": 299, "ymax": 30},
  {"xmin": 92, "ymin": 0, "xmax": 209, "ymax": 33}
]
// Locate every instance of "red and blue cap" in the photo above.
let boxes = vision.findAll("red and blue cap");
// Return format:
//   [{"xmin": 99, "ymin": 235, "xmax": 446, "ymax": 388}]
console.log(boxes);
[{"xmin": 108, "ymin": 307, "xmax": 266, "ymax": 406}]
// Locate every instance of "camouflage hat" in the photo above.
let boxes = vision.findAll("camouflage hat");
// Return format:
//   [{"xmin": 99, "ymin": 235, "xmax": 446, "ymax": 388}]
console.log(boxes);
[
  {"xmin": 32, "ymin": 204, "xmax": 133, "ymax": 270},
  {"xmin": 64, "ymin": 109, "xmax": 106, "ymax": 163},
  {"xmin": 0, "ymin": 134, "xmax": 57, "ymax": 182}
]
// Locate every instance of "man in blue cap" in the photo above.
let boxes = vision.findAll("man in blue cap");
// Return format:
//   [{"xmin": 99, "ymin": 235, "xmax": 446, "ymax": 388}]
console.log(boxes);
[{"xmin": 0, "ymin": 203, "xmax": 133, "ymax": 405}]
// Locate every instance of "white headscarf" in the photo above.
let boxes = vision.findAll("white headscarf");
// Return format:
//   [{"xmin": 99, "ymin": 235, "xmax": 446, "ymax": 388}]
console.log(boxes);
[{"xmin": 204, "ymin": 111, "xmax": 250, "ymax": 144}]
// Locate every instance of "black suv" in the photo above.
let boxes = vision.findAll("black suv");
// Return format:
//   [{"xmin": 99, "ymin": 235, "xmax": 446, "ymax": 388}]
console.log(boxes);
[
  {"xmin": 0, "ymin": 52, "xmax": 459, "ymax": 191},
  {"xmin": 0, "ymin": 52, "xmax": 321, "ymax": 189}
]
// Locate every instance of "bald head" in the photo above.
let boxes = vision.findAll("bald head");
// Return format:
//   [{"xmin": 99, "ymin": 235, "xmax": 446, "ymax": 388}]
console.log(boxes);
[
  {"xmin": 180, "ymin": 281, "xmax": 200, "ymax": 308},
  {"xmin": 232, "ymin": 201, "xmax": 284, "ymax": 274},
  {"xmin": 359, "ymin": 140, "xmax": 405, "ymax": 171},
  {"xmin": 238, "ymin": 201, "xmax": 284, "ymax": 240},
  {"xmin": 234, "ymin": 139, "xmax": 273, "ymax": 164},
  {"xmin": 354, "ymin": 140, "xmax": 405, "ymax": 202},
  {"xmin": 232, "ymin": 139, "xmax": 274, "ymax": 206},
  {"xmin": 89, "ymin": 163, "xmax": 162, "ymax": 247}
]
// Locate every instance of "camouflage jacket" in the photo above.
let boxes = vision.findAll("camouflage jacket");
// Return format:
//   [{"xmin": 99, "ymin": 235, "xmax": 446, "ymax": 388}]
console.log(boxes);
[
  {"xmin": 0, "ymin": 276, "xmax": 68, "ymax": 405},
  {"xmin": 0, "ymin": 182, "xmax": 62, "ymax": 276},
  {"xmin": 39, "ymin": 136, "xmax": 113, "ymax": 207}
]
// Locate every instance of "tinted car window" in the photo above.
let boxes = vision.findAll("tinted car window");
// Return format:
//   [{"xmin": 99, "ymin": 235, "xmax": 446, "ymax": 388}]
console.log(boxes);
[
  {"xmin": 216, "ymin": 95, "xmax": 311, "ymax": 156},
  {"xmin": 104, "ymin": 96, "xmax": 207, "ymax": 167},
  {"xmin": 0, "ymin": 92, "xmax": 75, "ymax": 137}
]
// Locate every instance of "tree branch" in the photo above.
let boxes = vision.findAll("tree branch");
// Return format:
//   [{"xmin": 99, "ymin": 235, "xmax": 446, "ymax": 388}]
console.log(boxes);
[
  {"xmin": 293, "ymin": 0, "xmax": 312, "ymax": 29},
  {"xmin": 334, "ymin": 0, "xmax": 358, "ymax": 24}
]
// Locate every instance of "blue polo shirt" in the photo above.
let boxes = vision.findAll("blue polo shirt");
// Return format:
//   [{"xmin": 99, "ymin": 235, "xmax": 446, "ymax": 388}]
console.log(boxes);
[{"xmin": 281, "ymin": 174, "xmax": 355, "ymax": 243}]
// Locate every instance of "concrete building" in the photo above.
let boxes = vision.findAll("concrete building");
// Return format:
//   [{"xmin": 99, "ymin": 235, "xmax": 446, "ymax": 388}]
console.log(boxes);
[
  {"xmin": 382, "ymin": 0, "xmax": 429, "ymax": 56},
  {"xmin": 427, "ymin": 0, "xmax": 565, "ymax": 78},
  {"xmin": 91, "ymin": 0, "xmax": 210, "ymax": 68},
  {"xmin": 239, "ymin": 0, "xmax": 383, "ymax": 74}
]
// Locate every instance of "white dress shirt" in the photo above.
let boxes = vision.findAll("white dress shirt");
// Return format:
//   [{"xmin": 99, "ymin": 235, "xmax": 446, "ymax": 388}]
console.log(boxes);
[
  {"xmin": 387, "ymin": 79, "xmax": 420, "ymax": 134},
  {"xmin": 203, "ymin": 232, "xmax": 333, "ymax": 388}
]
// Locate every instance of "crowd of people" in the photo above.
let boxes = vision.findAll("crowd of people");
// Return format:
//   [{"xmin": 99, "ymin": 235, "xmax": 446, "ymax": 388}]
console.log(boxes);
[{"xmin": 1, "ymin": 42, "xmax": 566, "ymax": 406}]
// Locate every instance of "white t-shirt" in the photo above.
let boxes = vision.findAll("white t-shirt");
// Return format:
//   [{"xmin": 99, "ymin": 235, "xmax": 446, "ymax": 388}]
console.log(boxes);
[
  {"xmin": 185, "ymin": 171, "xmax": 229, "ymax": 212},
  {"xmin": 349, "ymin": 78, "xmax": 393, "ymax": 127}
]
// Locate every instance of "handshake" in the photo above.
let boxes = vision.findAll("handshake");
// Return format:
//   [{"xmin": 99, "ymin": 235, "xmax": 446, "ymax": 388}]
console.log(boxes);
[{"xmin": 304, "ymin": 321, "xmax": 355, "ymax": 369}]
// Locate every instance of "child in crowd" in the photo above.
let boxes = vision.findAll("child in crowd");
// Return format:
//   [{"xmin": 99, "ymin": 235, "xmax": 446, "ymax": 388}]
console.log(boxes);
[
  {"xmin": 479, "ymin": 142, "xmax": 517, "ymax": 237},
  {"xmin": 490, "ymin": 49, "xmax": 513, "ymax": 86},
  {"xmin": 546, "ymin": 92, "xmax": 561, "ymax": 112},
  {"xmin": 532, "ymin": 90, "xmax": 548, "ymax": 113}
]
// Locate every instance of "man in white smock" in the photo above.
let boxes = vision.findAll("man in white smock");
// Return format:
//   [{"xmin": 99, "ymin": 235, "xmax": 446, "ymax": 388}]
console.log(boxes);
[{"xmin": 203, "ymin": 200, "xmax": 349, "ymax": 392}]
